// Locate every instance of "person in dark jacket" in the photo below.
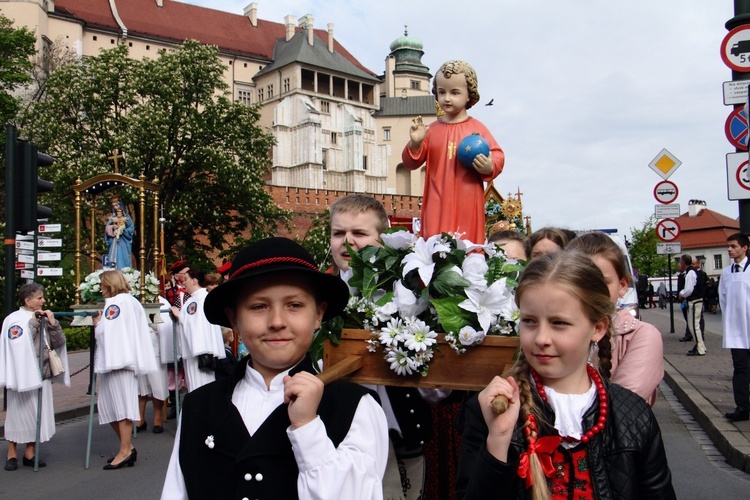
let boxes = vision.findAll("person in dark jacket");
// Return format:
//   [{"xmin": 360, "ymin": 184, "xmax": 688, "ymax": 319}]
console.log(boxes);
[{"xmin": 456, "ymin": 251, "xmax": 675, "ymax": 499}]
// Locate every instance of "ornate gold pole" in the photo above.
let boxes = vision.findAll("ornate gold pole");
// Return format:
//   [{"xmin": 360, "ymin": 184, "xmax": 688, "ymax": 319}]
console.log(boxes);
[
  {"xmin": 139, "ymin": 175, "xmax": 147, "ymax": 302},
  {"xmin": 90, "ymin": 195, "xmax": 97, "ymax": 273},
  {"xmin": 74, "ymin": 179, "xmax": 82, "ymax": 305},
  {"xmin": 153, "ymin": 179, "xmax": 159, "ymax": 279}
]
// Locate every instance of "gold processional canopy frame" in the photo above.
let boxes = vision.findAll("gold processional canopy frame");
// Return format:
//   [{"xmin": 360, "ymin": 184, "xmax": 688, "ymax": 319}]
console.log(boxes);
[{"xmin": 72, "ymin": 173, "xmax": 161, "ymax": 304}]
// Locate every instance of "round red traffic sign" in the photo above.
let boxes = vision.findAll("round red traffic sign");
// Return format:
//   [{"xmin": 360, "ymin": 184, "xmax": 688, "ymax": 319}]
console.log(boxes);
[
  {"xmin": 725, "ymin": 106, "xmax": 749, "ymax": 150},
  {"xmin": 721, "ymin": 25, "xmax": 750, "ymax": 72},
  {"xmin": 736, "ymin": 160, "xmax": 750, "ymax": 191},
  {"xmin": 653, "ymin": 180, "xmax": 678, "ymax": 204},
  {"xmin": 655, "ymin": 218, "xmax": 681, "ymax": 242}
]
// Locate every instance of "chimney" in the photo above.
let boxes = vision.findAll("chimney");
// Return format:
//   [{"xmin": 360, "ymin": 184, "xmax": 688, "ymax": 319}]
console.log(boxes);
[
  {"xmin": 298, "ymin": 14, "xmax": 314, "ymax": 45},
  {"xmin": 688, "ymin": 199, "xmax": 707, "ymax": 217},
  {"xmin": 243, "ymin": 3, "xmax": 258, "ymax": 27},
  {"xmin": 285, "ymin": 15, "xmax": 296, "ymax": 41},
  {"xmin": 155, "ymin": 0, "xmax": 163, "ymax": 7},
  {"xmin": 327, "ymin": 23, "xmax": 334, "ymax": 53}
]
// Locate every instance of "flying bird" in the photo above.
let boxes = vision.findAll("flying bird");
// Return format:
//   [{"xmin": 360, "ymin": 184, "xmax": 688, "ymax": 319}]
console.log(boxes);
[{"xmin": 486, "ymin": 99, "xmax": 494, "ymax": 106}]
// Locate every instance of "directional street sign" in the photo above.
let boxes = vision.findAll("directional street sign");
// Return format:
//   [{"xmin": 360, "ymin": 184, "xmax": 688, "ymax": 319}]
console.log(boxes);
[
  {"xmin": 726, "ymin": 152, "xmax": 750, "ymax": 200},
  {"xmin": 38, "ymin": 238, "xmax": 62, "ymax": 248},
  {"xmin": 657, "ymin": 242, "xmax": 682, "ymax": 255},
  {"xmin": 653, "ymin": 180, "xmax": 679, "ymax": 204},
  {"xmin": 654, "ymin": 204, "xmax": 680, "ymax": 219},
  {"xmin": 725, "ymin": 106, "xmax": 748, "ymax": 150},
  {"xmin": 656, "ymin": 218, "xmax": 681, "ymax": 242},
  {"xmin": 721, "ymin": 25, "xmax": 750, "ymax": 72},
  {"xmin": 37, "ymin": 268, "xmax": 63, "ymax": 277},
  {"xmin": 15, "ymin": 240, "xmax": 34, "ymax": 250},
  {"xmin": 37, "ymin": 251, "xmax": 61, "ymax": 262},
  {"xmin": 38, "ymin": 223, "xmax": 61, "ymax": 233},
  {"xmin": 15, "ymin": 262, "xmax": 31, "ymax": 270},
  {"xmin": 17, "ymin": 254, "xmax": 34, "ymax": 264},
  {"xmin": 20, "ymin": 270, "xmax": 34, "ymax": 279},
  {"xmin": 648, "ymin": 149, "xmax": 682, "ymax": 180}
]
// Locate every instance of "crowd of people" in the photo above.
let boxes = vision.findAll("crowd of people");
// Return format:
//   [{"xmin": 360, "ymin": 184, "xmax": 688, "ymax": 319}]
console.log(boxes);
[{"xmin": 2, "ymin": 56, "xmax": 748, "ymax": 499}]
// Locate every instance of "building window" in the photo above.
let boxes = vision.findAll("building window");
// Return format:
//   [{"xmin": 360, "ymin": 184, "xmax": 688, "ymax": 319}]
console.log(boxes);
[
  {"xmin": 237, "ymin": 89, "xmax": 252, "ymax": 107},
  {"xmin": 258, "ymin": 88, "xmax": 264, "ymax": 101},
  {"xmin": 411, "ymin": 80, "xmax": 420, "ymax": 90},
  {"xmin": 321, "ymin": 100, "xmax": 330, "ymax": 113},
  {"xmin": 283, "ymin": 78, "xmax": 290, "ymax": 93},
  {"xmin": 322, "ymin": 149, "xmax": 327, "ymax": 170},
  {"xmin": 330, "ymin": 132, "xmax": 337, "ymax": 144},
  {"xmin": 714, "ymin": 254, "xmax": 723, "ymax": 270},
  {"xmin": 267, "ymin": 84, "xmax": 274, "ymax": 98},
  {"xmin": 383, "ymin": 128, "xmax": 391, "ymax": 141},
  {"xmin": 362, "ymin": 155, "xmax": 368, "ymax": 170}
]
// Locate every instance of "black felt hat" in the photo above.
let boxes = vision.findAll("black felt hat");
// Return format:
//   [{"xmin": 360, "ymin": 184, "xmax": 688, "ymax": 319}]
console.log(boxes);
[{"xmin": 203, "ymin": 237, "xmax": 349, "ymax": 328}]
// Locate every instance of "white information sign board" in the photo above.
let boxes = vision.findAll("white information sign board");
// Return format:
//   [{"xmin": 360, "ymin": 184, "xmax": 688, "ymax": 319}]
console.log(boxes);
[{"xmin": 657, "ymin": 242, "xmax": 682, "ymax": 255}]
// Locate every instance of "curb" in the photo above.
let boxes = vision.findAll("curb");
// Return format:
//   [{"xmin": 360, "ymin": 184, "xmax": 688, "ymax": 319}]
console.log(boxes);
[
  {"xmin": 0, "ymin": 403, "xmax": 94, "ymax": 438},
  {"xmin": 663, "ymin": 358, "xmax": 750, "ymax": 474}
]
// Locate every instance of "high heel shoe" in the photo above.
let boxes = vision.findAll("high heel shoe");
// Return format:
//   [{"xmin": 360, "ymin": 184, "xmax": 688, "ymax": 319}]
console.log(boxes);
[
  {"xmin": 103, "ymin": 449, "xmax": 136, "ymax": 470},
  {"xmin": 107, "ymin": 448, "xmax": 136, "ymax": 464}
]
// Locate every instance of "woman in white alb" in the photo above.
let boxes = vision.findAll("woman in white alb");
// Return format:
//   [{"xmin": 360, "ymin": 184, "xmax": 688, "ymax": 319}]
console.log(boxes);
[
  {"xmin": 1, "ymin": 283, "xmax": 70, "ymax": 471},
  {"xmin": 93, "ymin": 270, "xmax": 158, "ymax": 470},
  {"xmin": 171, "ymin": 269, "xmax": 225, "ymax": 392}
]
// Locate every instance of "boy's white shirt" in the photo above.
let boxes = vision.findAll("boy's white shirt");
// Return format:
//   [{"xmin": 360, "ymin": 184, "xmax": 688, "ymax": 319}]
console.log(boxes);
[{"xmin": 161, "ymin": 362, "xmax": 388, "ymax": 500}]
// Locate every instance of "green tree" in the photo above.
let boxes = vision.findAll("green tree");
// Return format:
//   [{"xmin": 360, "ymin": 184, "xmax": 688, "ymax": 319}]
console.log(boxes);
[
  {"xmin": 22, "ymin": 41, "xmax": 289, "ymax": 274},
  {"xmin": 628, "ymin": 216, "xmax": 668, "ymax": 278},
  {"xmin": 0, "ymin": 14, "xmax": 35, "ymax": 125}
]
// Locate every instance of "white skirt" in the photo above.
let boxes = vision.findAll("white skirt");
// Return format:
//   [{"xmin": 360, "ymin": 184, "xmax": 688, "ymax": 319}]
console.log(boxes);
[
  {"xmin": 97, "ymin": 369, "xmax": 140, "ymax": 425},
  {"xmin": 183, "ymin": 355, "xmax": 215, "ymax": 393},
  {"xmin": 4, "ymin": 381, "xmax": 55, "ymax": 444},
  {"xmin": 137, "ymin": 358, "xmax": 169, "ymax": 400}
]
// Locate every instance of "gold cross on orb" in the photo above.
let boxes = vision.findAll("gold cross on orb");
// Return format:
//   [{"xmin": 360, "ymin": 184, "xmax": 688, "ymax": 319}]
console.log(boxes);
[{"xmin": 108, "ymin": 150, "xmax": 125, "ymax": 173}]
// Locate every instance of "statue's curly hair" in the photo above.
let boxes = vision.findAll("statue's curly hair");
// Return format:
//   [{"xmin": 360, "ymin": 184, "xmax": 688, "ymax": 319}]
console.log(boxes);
[{"xmin": 432, "ymin": 60, "xmax": 480, "ymax": 109}]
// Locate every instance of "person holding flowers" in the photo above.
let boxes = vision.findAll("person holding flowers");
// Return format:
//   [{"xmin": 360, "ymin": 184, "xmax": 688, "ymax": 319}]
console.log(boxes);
[{"xmin": 456, "ymin": 251, "xmax": 675, "ymax": 499}]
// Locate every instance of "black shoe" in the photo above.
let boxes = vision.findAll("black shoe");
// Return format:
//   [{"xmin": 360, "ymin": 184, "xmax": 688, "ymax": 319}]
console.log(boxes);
[
  {"xmin": 152, "ymin": 425, "xmax": 164, "ymax": 434},
  {"xmin": 107, "ymin": 448, "xmax": 136, "ymax": 464},
  {"xmin": 22, "ymin": 456, "xmax": 45, "ymax": 467},
  {"xmin": 136, "ymin": 422, "xmax": 147, "ymax": 432},
  {"xmin": 103, "ymin": 449, "xmax": 136, "ymax": 470},
  {"xmin": 167, "ymin": 407, "xmax": 176, "ymax": 420},
  {"xmin": 4, "ymin": 458, "xmax": 17, "ymax": 471},
  {"xmin": 725, "ymin": 409, "xmax": 750, "ymax": 421},
  {"xmin": 687, "ymin": 349, "xmax": 705, "ymax": 356},
  {"xmin": 678, "ymin": 335, "xmax": 693, "ymax": 342}
]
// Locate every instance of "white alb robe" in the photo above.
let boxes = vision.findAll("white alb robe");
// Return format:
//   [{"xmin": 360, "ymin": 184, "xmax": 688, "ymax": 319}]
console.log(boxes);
[{"xmin": 719, "ymin": 258, "xmax": 750, "ymax": 349}]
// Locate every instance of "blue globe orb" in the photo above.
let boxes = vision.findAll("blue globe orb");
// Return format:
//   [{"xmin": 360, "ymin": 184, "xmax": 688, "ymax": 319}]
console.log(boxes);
[{"xmin": 457, "ymin": 134, "xmax": 490, "ymax": 169}]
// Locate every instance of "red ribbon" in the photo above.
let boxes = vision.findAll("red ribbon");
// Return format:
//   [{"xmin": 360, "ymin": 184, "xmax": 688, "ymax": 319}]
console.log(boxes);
[{"xmin": 517, "ymin": 435, "xmax": 562, "ymax": 488}]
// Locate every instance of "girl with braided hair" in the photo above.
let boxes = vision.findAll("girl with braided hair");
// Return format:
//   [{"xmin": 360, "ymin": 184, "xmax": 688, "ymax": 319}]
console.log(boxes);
[{"xmin": 456, "ymin": 251, "xmax": 675, "ymax": 499}]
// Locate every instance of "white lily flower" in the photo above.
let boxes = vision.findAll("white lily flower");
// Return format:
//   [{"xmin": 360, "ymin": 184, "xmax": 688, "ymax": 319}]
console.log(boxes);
[
  {"xmin": 393, "ymin": 280, "xmax": 428, "ymax": 318},
  {"xmin": 374, "ymin": 301, "xmax": 399, "ymax": 323},
  {"xmin": 381, "ymin": 230, "xmax": 418, "ymax": 251},
  {"xmin": 458, "ymin": 278, "xmax": 513, "ymax": 333},
  {"xmin": 462, "ymin": 253, "xmax": 489, "ymax": 292}
]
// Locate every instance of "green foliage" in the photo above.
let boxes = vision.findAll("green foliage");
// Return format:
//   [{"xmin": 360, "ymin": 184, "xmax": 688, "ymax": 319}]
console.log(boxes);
[
  {"xmin": 296, "ymin": 208, "xmax": 332, "ymax": 269},
  {"xmin": 0, "ymin": 14, "xmax": 36, "ymax": 125},
  {"xmin": 20, "ymin": 41, "xmax": 290, "ymax": 279},
  {"xmin": 63, "ymin": 326, "xmax": 92, "ymax": 351},
  {"xmin": 628, "ymin": 216, "xmax": 669, "ymax": 277}
]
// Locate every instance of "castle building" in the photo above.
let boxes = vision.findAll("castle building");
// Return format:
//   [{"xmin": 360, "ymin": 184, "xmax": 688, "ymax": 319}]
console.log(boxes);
[{"xmin": 2, "ymin": 0, "xmax": 439, "ymax": 228}]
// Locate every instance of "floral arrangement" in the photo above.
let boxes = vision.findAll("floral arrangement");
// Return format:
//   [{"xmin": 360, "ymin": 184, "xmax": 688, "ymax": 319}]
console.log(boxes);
[
  {"xmin": 317, "ymin": 231, "xmax": 524, "ymax": 377},
  {"xmin": 78, "ymin": 267, "xmax": 160, "ymax": 303}
]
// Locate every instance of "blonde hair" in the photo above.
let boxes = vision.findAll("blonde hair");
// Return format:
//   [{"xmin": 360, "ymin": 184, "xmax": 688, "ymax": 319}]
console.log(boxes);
[
  {"xmin": 100, "ymin": 270, "xmax": 131, "ymax": 298},
  {"xmin": 506, "ymin": 251, "xmax": 613, "ymax": 499},
  {"xmin": 329, "ymin": 194, "xmax": 389, "ymax": 234},
  {"xmin": 432, "ymin": 60, "xmax": 480, "ymax": 109}
]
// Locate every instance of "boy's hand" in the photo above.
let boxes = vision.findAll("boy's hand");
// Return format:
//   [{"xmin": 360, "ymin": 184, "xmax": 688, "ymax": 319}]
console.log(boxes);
[
  {"xmin": 409, "ymin": 116, "xmax": 427, "ymax": 151},
  {"xmin": 472, "ymin": 153, "xmax": 493, "ymax": 175},
  {"xmin": 284, "ymin": 371, "xmax": 324, "ymax": 429}
]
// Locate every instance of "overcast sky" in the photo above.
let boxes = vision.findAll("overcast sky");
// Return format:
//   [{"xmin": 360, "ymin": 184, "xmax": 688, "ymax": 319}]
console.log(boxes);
[{"xmin": 184, "ymin": 0, "xmax": 742, "ymax": 238}]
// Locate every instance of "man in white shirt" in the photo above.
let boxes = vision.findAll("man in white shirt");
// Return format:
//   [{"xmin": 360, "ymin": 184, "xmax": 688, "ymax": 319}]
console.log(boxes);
[
  {"xmin": 678, "ymin": 254, "xmax": 706, "ymax": 356},
  {"xmin": 719, "ymin": 232, "xmax": 750, "ymax": 422}
]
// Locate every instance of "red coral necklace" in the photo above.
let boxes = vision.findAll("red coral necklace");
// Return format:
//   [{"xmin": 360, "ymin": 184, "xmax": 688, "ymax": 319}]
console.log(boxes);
[{"xmin": 531, "ymin": 364, "xmax": 608, "ymax": 444}]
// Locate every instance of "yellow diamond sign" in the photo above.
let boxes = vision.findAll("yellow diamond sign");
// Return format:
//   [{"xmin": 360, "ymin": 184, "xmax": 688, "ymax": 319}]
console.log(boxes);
[{"xmin": 648, "ymin": 149, "xmax": 682, "ymax": 180}]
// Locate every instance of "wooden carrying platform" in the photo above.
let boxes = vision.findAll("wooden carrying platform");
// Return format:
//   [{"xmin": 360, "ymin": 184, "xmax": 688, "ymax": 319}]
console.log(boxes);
[{"xmin": 322, "ymin": 329, "xmax": 520, "ymax": 391}]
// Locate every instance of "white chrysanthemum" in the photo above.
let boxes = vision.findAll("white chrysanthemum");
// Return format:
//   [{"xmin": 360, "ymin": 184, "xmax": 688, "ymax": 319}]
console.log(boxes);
[
  {"xmin": 402, "ymin": 320, "xmax": 437, "ymax": 352},
  {"xmin": 378, "ymin": 317, "xmax": 405, "ymax": 347},
  {"xmin": 384, "ymin": 347, "xmax": 417, "ymax": 376}
]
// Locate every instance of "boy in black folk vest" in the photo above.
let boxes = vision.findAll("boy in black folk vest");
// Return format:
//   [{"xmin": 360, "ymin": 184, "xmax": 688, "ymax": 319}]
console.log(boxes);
[{"xmin": 161, "ymin": 238, "xmax": 388, "ymax": 499}]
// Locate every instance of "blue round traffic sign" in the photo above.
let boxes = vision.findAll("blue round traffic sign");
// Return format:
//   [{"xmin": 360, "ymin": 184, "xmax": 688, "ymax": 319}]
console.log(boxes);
[{"xmin": 725, "ymin": 107, "xmax": 748, "ymax": 151}]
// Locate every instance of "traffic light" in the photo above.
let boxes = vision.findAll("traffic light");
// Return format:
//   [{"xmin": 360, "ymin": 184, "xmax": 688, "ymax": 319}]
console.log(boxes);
[{"xmin": 15, "ymin": 141, "xmax": 55, "ymax": 232}]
